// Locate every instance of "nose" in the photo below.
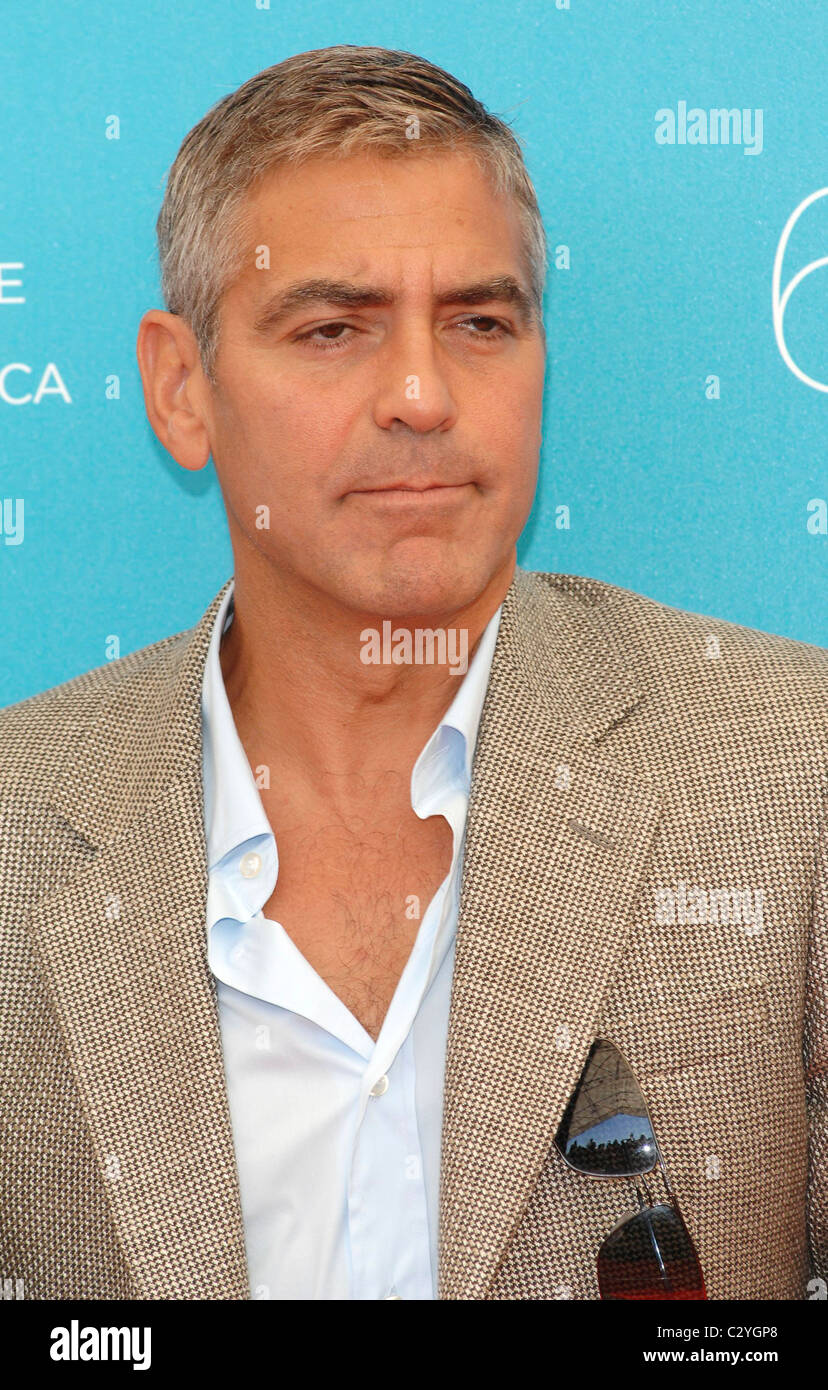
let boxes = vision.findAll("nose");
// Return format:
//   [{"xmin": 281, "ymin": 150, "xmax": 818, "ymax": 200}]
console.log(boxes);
[{"xmin": 371, "ymin": 321, "xmax": 458, "ymax": 434}]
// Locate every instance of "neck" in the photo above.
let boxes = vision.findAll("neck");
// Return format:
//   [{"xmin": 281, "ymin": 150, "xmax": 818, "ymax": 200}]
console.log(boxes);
[{"xmin": 219, "ymin": 552, "xmax": 514, "ymax": 804}]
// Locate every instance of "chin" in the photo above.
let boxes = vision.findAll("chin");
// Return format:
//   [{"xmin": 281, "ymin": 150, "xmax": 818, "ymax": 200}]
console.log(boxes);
[{"xmin": 346, "ymin": 547, "xmax": 496, "ymax": 621}]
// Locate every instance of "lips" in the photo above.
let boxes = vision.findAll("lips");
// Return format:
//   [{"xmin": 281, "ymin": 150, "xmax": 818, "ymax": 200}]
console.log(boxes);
[{"xmin": 351, "ymin": 481, "xmax": 465, "ymax": 493}]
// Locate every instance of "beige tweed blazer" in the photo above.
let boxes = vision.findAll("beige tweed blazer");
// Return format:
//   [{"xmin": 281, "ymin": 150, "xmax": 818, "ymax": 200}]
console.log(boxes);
[{"xmin": 1, "ymin": 566, "xmax": 827, "ymax": 1301}]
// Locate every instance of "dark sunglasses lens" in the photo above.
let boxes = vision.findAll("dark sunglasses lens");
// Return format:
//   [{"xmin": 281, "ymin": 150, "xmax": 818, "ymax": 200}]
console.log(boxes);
[
  {"xmin": 556, "ymin": 1038, "xmax": 657, "ymax": 1175},
  {"xmin": 598, "ymin": 1204, "xmax": 707, "ymax": 1299}
]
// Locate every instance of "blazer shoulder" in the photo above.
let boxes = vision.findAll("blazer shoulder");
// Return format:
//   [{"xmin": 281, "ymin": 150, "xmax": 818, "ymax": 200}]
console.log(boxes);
[
  {"xmin": 0, "ymin": 621, "xmax": 193, "ymax": 791},
  {"xmin": 521, "ymin": 569, "xmax": 828, "ymax": 747},
  {"xmin": 530, "ymin": 568, "xmax": 828, "ymax": 674}
]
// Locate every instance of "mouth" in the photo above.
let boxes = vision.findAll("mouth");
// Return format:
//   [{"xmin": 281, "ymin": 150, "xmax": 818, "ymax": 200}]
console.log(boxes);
[
  {"xmin": 348, "ymin": 483, "xmax": 461, "ymax": 494},
  {"xmin": 348, "ymin": 481, "xmax": 473, "ymax": 500}
]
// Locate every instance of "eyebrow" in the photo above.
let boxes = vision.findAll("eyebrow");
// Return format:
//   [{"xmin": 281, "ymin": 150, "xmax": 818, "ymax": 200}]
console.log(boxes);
[{"xmin": 251, "ymin": 275, "xmax": 537, "ymax": 335}]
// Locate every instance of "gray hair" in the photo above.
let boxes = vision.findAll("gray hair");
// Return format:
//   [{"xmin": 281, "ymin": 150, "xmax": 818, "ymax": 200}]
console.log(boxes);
[{"xmin": 156, "ymin": 45, "xmax": 547, "ymax": 383}]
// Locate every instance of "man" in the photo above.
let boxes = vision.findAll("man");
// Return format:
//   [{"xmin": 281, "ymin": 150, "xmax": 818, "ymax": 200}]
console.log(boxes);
[{"xmin": 1, "ymin": 45, "xmax": 826, "ymax": 1302}]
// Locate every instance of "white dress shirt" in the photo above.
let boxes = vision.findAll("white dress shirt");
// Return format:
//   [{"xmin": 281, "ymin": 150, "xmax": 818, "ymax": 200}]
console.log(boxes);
[{"xmin": 201, "ymin": 579, "xmax": 501, "ymax": 1300}]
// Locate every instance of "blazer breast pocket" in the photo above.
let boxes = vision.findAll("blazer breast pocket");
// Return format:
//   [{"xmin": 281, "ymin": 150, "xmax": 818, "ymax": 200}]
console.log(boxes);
[{"xmin": 598, "ymin": 975, "xmax": 774, "ymax": 1080}]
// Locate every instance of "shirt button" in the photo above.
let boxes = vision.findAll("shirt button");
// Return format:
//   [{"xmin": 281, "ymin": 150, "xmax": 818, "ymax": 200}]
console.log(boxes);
[
  {"xmin": 385, "ymin": 1292, "xmax": 403, "ymax": 1300},
  {"xmin": 370, "ymin": 1075, "xmax": 389, "ymax": 1097},
  {"xmin": 240, "ymin": 851, "xmax": 262, "ymax": 878}
]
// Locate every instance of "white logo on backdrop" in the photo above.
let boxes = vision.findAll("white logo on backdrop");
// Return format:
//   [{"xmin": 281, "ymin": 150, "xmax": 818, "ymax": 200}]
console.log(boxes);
[{"xmin": 773, "ymin": 187, "xmax": 828, "ymax": 393}]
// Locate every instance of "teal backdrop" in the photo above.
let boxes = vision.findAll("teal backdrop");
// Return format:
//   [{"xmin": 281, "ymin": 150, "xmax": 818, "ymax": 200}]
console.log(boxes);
[{"xmin": 2, "ymin": 0, "xmax": 827, "ymax": 703}]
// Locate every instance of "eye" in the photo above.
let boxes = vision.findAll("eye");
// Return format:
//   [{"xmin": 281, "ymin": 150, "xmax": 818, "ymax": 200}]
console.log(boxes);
[
  {"xmin": 294, "ymin": 322, "xmax": 357, "ymax": 352},
  {"xmin": 453, "ymin": 315, "xmax": 511, "ymax": 340}
]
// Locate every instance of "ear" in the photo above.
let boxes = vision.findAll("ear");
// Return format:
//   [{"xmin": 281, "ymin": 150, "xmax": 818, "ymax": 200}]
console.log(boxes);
[{"xmin": 136, "ymin": 310, "xmax": 211, "ymax": 471}]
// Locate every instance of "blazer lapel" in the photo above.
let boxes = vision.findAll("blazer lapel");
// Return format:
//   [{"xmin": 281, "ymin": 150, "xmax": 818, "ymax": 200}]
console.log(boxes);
[
  {"xmin": 437, "ymin": 568, "xmax": 663, "ymax": 1299},
  {"xmin": 26, "ymin": 579, "xmax": 249, "ymax": 1299}
]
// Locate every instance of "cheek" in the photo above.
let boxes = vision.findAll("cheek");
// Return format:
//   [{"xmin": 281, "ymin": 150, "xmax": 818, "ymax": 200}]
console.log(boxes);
[
  {"xmin": 242, "ymin": 373, "xmax": 356, "ymax": 464},
  {"xmin": 485, "ymin": 388, "xmax": 542, "ymax": 468}
]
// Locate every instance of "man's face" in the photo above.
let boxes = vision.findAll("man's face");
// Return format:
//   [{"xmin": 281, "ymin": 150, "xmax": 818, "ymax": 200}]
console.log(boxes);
[{"xmin": 203, "ymin": 149, "xmax": 546, "ymax": 618}]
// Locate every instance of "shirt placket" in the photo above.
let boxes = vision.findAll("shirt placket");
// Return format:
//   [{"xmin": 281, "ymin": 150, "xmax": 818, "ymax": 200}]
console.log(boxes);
[
  {"xmin": 345, "ymin": 871, "xmax": 455, "ymax": 1301},
  {"xmin": 347, "ymin": 1029, "xmax": 432, "ymax": 1299}
]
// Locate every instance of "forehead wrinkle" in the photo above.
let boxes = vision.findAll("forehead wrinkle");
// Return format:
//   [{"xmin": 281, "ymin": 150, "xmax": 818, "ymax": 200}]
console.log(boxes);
[{"xmin": 312, "ymin": 195, "xmax": 476, "ymax": 222}]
